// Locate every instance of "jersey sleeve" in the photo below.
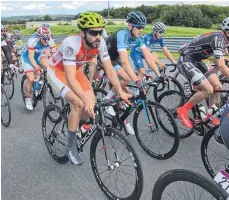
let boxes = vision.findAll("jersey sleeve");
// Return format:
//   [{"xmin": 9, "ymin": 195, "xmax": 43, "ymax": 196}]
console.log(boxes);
[
  {"xmin": 27, "ymin": 38, "xmax": 38, "ymax": 50},
  {"xmin": 211, "ymin": 35, "xmax": 224, "ymax": 59},
  {"xmin": 144, "ymin": 34, "xmax": 151, "ymax": 49},
  {"xmin": 136, "ymin": 37, "xmax": 146, "ymax": 49},
  {"xmin": 159, "ymin": 38, "xmax": 165, "ymax": 47},
  {"xmin": 62, "ymin": 37, "xmax": 80, "ymax": 66},
  {"xmin": 117, "ymin": 30, "xmax": 128, "ymax": 52},
  {"xmin": 99, "ymin": 37, "xmax": 110, "ymax": 61}
]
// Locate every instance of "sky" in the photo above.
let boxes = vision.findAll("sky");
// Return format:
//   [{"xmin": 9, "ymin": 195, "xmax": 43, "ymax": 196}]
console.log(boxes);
[{"xmin": 1, "ymin": 0, "xmax": 229, "ymax": 17}]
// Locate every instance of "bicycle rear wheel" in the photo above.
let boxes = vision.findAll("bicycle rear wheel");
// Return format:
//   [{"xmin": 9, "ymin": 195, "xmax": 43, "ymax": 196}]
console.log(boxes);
[
  {"xmin": 1, "ymin": 85, "xmax": 11, "ymax": 127},
  {"xmin": 133, "ymin": 100, "xmax": 180, "ymax": 159},
  {"xmin": 152, "ymin": 169, "xmax": 228, "ymax": 200},
  {"xmin": 42, "ymin": 104, "xmax": 69, "ymax": 164},
  {"xmin": 3, "ymin": 68, "xmax": 14, "ymax": 99},
  {"xmin": 90, "ymin": 126, "xmax": 143, "ymax": 200},
  {"xmin": 157, "ymin": 90, "xmax": 194, "ymax": 139}
]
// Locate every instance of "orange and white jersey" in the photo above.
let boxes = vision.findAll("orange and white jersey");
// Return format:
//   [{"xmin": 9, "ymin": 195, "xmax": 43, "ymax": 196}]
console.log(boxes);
[{"xmin": 49, "ymin": 35, "xmax": 110, "ymax": 70}]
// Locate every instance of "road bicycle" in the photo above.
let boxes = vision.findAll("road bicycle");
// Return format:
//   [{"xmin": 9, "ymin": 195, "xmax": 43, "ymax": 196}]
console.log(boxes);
[
  {"xmin": 94, "ymin": 79, "xmax": 180, "ymax": 160},
  {"xmin": 42, "ymin": 97, "xmax": 143, "ymax": 200}
]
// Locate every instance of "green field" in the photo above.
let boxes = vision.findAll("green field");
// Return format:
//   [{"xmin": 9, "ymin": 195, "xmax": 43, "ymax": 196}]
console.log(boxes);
[{"xmin": 18, "ymin": 24, "xmax": 218, "ymax": 37}]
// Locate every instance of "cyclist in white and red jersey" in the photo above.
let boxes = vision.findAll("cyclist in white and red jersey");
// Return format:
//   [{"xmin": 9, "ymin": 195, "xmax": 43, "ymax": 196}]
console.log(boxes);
[
  {"xmin": 47, "ymin": 12, "xmax": 131, "ymax": 166},
  {"xmin": 176, "ymin": 17, "xmax": 229, "ymax": 129}
]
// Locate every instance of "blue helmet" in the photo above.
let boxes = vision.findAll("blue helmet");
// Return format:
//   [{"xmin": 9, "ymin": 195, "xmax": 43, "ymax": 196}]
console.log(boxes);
[{"xmin": 126, "ymin": 12, "xmax": 147, "ymax": 25}]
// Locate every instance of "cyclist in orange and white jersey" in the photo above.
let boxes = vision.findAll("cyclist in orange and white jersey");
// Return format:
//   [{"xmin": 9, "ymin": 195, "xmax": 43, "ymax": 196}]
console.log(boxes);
[{"xmin": 47, "ymin": 12, "xmax": 131, "ymax": 166}]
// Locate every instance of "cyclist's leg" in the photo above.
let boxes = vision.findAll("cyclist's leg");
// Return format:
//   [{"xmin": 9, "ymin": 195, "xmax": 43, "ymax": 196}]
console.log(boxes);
[
  {"xmin": 177, "ymin": 57, "xmax": 213, "ymax": 128},
  {"xmin": 197, "ymin": 62, "xmax": 222, "ymax": 125}
]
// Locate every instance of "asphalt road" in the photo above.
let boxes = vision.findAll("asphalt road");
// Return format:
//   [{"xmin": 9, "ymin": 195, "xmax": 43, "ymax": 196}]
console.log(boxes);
[{"xmin": 1, "ymin": 61, "xmax": 223, "ymax": 200}]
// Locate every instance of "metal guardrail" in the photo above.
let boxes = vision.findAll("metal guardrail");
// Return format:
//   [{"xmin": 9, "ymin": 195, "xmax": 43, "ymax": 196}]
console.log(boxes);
[{"xmin": 20, "ymin": 35, "xmax": 194, "ymax": 52}]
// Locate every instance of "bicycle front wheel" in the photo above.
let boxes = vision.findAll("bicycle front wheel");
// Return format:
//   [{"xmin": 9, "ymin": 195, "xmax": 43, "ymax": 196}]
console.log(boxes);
[
  {"xmin": 90, "ymin": 126, "xmax": 143, "ymax": 200},
  {"xmin": 133, "ymin": 100, "xmax": 180, "ymax": 159},
  {"xmin": 152, "ymin": 169, "xmax": 228, "ymax": 200}
]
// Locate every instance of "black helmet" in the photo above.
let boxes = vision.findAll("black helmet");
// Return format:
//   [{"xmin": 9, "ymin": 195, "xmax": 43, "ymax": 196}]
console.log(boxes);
[{"xmin": 126, "ymin": 12, "xmax": 147, "ymax": 25}]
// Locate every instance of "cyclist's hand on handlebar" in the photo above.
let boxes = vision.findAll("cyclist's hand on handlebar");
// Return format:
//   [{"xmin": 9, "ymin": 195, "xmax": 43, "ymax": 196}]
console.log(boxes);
[
  {"xmin": 158, "ymin": 63, "xmax": 166, "ymax": 70},
  {"xmin": 84, "ymin": 99, "xmax": 96, "ymax": 119},
  {"xmin": 158, "ymin": 75, "xmax": 169, "ymax": 84},
  {"xmin": 119, "ymin": 91, "xmax": 132, "ymax": 105}
]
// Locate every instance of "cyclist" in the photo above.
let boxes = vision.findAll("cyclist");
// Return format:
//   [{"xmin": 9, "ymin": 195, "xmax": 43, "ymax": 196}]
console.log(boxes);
[
  {"xmin": 130, "ymin": 22, "xmax": 176, "ymax": 78},
  {"xmin": 21, "ymin": 24, "xmax": 56, "ymax": 111},
  {"xmin": 1, "ymin": 24, "xmax": 18, "ymax": 73},
  {"xmin": 105, "ymin": 11, "xmax": 158, "ymax": 135},
  {"xmin": 47, "ymin": 11, "xmax": 131, "ymax": 166},
  {"xmin": 176, "ymin": 17, "xmax": 229, "ymax": 129}
]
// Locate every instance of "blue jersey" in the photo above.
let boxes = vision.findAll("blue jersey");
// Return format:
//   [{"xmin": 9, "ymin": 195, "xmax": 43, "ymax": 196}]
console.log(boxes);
[
  {"xmin": 106, "ymin": 28, "xmax": 146, "ymax": 60},
  {"xmin": 21, "ymin": 33, "xmax": 55, "ymax": 64},
  {"xmin": 144, "ymin": 33, "xmax": 165, "ymax": 50}
]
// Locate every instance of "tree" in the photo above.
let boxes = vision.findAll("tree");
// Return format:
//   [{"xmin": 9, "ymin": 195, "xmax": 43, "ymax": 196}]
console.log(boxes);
[{"xmin": 43, "ymin": 14, "xmax": 53, "ymax": 21}]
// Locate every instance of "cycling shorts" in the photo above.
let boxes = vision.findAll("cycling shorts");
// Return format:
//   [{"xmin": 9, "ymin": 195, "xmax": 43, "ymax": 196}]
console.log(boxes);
[
  {"xmin": 177, "ymin": 56, "xmax": 214, "ymax": 86},
  {"xmin": 111, "ymin": 58, "xmax": 122, "ymax": 72},
  {"xmin": 47, "ymin": 66, "xmax": 92, "ymax": 98}
]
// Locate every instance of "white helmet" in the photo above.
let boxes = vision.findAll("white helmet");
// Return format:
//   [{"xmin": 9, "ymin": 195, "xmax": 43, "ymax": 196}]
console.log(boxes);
[
  {"xmin": 222, "ymin": 17, "xmax": 229, "ymax": 31},
  {"xmin": 41, "ymin": 23, "xmax": 50, "ymax": 29},
  {"xmin": 153, "ymin": 22, "xmax": 166, "ymax": 32}
]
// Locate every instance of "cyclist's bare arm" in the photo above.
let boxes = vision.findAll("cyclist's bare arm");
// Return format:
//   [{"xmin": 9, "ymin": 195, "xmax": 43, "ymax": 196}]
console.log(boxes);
[
  {"xmin": 215, "ymin": 57, "xmax": 229, "ymax": 78},
  {"xmin": 142, "ymin": 48, "xmax": 161, "ymax": 77},
  {"xmin": 162, "ymin": 46, "xmax": 176, "ymax": 64},
  {"xmin": 28, "ymin": 49, "xmax": 41, "ymax": 71},
  {"xmin": 88, "ymin": 57, "xmax": 97, "ymax": 83},
  {"xmin": 119, "ymin": 51, "xmax": 138, "ymax": 82}
]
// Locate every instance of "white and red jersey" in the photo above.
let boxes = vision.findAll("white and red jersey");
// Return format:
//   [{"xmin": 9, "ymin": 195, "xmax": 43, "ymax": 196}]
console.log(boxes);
[{"xmin": 49, "ymin": 35, "xmax": 110, "ymax": 71}]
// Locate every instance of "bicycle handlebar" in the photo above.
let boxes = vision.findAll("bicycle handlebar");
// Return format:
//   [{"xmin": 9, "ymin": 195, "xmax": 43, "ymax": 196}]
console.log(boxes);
[{"xmin": 165, "ymin": 63, "xmax": 177, "ymax": 73}]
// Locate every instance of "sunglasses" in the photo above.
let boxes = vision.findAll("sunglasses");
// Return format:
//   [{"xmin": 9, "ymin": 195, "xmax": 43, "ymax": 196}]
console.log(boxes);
[
  {"xmin": 156, "ymin": 31, "xmax": 164, "ymax": 34},
  {"xmin": 132, "ymin": 24, "xmax": 145, "ymax": 30},
  {"xmin": 41, "ymin": 37, "xmax": 50, "ymax": 41},
  {"xmin": 88, "ymin": 30, "xmax": 103, "ymax": 37}
]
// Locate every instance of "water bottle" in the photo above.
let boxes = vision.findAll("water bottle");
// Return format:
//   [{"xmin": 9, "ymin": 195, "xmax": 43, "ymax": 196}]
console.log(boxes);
[{"xmin": 198, "ymin": 104, "xmax": 206, "ymax": 120}]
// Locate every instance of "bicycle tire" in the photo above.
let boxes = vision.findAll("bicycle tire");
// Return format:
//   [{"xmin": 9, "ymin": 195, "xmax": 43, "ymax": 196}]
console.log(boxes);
[
  {"xmin": 1, "ymin": 85, "xmax": 12, "ymax": 127},
  {"xmin": 157, "ymin": 90, "xmax": 194, "ymax": 139},
  {"xmin": 133, "ymin": 100, "xmax": 180, "ymax": 159},
  {"xmin": 152, "ymin": 169, "xmax": 228, "ymax": 200},
  {"xmin": 42, "ymin": 104, "xmax": 69, "ymax": 164},
  {"xmin": 90, "ymin": 126, "xmax": 143, "ymax": 200},
  {"xmin": 201, "ymin": 125, "xmax": 228, "ymax": 178},
  {"xmin": 3, "ymin": 68, "xmax": 15, "ymax": 99},
  {"xmin": 21, "ymin": 75, "xmax": 27, "ymax": 105},
  {"xmin": 43, "ymin": 84, "xmax": 64, "ymax": 109},
  {"xmin": 153, "ymin": 76, "xmax": 184, "ymax": 102}
]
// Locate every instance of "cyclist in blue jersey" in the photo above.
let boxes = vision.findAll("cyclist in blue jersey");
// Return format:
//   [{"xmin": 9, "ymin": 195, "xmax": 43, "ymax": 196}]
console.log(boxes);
[
  {"xmin": 105, "ymin": 11, "xmax": 158, "ymax": 135},
  {"xmin": 21, "ymin": 24, "xmax": 56, "ymax": 110},
  {"xmin": 130, "ymin": 22, "xmax": 176, "ymax": 77}
]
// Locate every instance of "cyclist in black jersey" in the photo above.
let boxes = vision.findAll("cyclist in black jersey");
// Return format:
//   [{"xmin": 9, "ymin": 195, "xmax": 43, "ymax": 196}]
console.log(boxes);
[{"xmin": 176, "ymin": 17, "xmax": 229, "ymax": 129}]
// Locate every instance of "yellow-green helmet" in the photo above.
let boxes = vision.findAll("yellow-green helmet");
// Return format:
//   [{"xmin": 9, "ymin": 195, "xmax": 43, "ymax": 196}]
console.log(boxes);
[{"xmin": 77, "ymin": 12, "xmax": 105, "ymax": 30}]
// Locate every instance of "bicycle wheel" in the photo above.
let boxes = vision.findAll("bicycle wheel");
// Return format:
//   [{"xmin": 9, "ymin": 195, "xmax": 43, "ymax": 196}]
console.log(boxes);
[
  {"xmin": 220, "ymin": 79, "xmax": 229, "ymax": 103},
  {"xmin": 3, "ymin": 68, "xmax": 15, "ymax": 99},
  {"xmin": 152, "ymin": 169, "xmax": 228, "ymax": 200},
  {"xmin": 42, "ymin": 104, "xmax": 69, "ymax": 164},
  {"xmin": 153, "ymin": 76, "xmax": 184, "ymax": 102},
  {"xmin": 174, "ymin": 70, "xmax": 187, "ymax": 89},
  {"xmin": 1, "ymin": 85, "xmax": 11, "ymax": 127},
  {"xmin": 201, "ymin": 125, "xmax": 229, "ymax": 178},
  {"xmin": 133, "ymin": 100, "xmax": 180, "ymax": 159},
  {"xmin": 17, "ymin": 56, "xmax": 24, "ymax": 74},
  {"xmin": 157, "ymin": 90, "xmax": 194, "ymax": 139},
  {"xmin": 21, "ymin": 74, "xmax": 27, "ymax": 105},
  {"xmin": 43, "ymin": 84, "xmax": 64, "ymax": 109},
  {"xmin": 90, "ymin": 126, "xmax": 143, "ymax": 200}
]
